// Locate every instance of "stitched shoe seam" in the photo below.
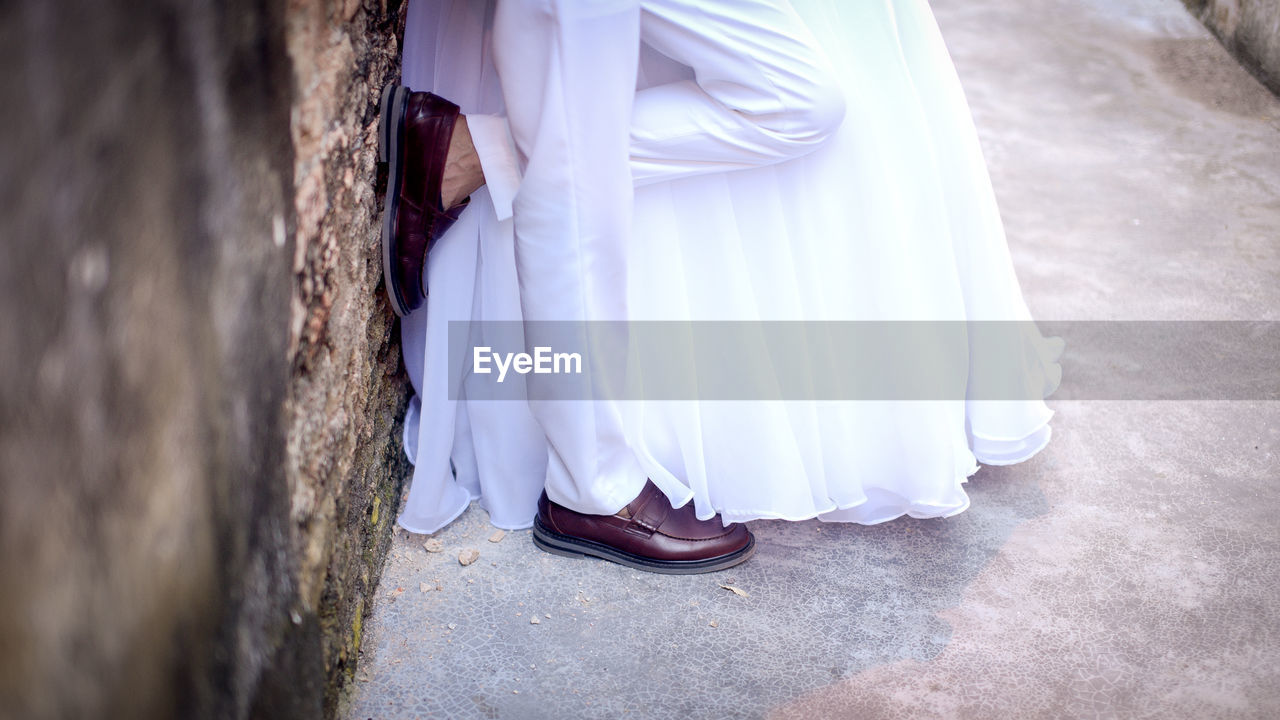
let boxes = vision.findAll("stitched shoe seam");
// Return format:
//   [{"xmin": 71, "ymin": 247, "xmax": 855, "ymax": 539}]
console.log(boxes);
[{"xmin": 656, "ymin": 530, "xmax": 737, "ymax": 542}]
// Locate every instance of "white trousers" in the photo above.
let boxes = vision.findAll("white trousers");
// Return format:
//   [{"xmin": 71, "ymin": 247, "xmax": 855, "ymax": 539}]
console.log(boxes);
[
  {"xmin": 398, "ymin": 0, "xmax": 1058, "ymax": 533},
  {"xmin": 480, "ymin": 0, "xmax": 847, "ymax": 514}
]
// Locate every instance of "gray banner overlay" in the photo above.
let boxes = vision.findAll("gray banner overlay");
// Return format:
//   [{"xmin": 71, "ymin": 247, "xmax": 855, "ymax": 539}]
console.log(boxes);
[{"xmin": 446, "ymin": 321, "xmax": 1280, "ymax": 401}]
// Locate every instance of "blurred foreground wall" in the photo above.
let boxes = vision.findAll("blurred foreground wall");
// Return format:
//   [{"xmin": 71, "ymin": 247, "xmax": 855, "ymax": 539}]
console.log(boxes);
[
  {"xmin": 1184, "ymin": 0, "xmax": 1280, "ymax": 94},
  {"xmin": 0, "ymin": 0, "xmax": 409, "ymax": 718}
]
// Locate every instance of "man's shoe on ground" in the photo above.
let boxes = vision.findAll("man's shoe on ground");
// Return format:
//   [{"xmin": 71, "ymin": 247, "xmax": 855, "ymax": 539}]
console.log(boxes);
[
  {"xmin": 378, "ymin": 84, "xmax": 470, "ymax": 317},
  {"xmin": 532, "ymin": 480, "xmax": 755, "ymax": 574}
]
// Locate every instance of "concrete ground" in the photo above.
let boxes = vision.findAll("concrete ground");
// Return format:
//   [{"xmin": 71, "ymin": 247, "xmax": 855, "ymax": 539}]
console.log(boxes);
[{"xmin": 343, "ymin": 0, "xmax": 1280, "ymax": 717}]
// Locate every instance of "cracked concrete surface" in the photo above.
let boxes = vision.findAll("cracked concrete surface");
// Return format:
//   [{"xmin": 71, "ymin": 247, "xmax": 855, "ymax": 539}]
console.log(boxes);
[{"xmin": 343, "ymin": 0, "xmax": 1280, "ymax": 717}]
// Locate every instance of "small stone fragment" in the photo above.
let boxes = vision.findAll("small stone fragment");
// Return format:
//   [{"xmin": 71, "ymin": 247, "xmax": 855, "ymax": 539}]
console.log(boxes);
[
  {"xmin": 489, "ymin": 530, "xmax": 506, "ymax": 543},
  {"xmin": 530, "ymin": 616, "xmax": 541, "ymax": 625},
  {"xmin": 420, "ymin": 582, "xmax": 429, "ymax": 593},
  {"xmin": 423, "ymin": 539, "xmax": 444, "ymax": 553},
  {"xmin": 458, "ymin": 549, "xmax": 480, "ymax": 566},
  {"xmin": 388, "ymin": 586, "xmax": 405, "ymax": 599},
  {"xmin": 709, "ymin": 620, "xmax": 719, "ymax": 628},
  {"xmin": 447, "ymin": 623, "xmax": 457, "ymax": 630},
  {"xmin": 719, "ymin": 584, "xmax": 749, "ymax": 598}
]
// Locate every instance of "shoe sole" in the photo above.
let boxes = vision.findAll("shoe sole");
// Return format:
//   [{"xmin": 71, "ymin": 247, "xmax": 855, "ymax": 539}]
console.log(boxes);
[
  {"xmin": 379, "ymin": 83, "xmax": 411, "ymax": 318},
  {"xmin": 532, "ymin": 516, "xmax": 756, "ymax": 575}
]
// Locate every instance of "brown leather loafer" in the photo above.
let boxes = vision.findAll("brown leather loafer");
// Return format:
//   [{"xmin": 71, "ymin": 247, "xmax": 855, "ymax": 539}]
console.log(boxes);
[
  {"xmin": 378, "ymin": 84, "xmax": 470, "ymax": 317},
  {"xmin": 532, "ymin": 480, "xmax": 755, "ymax": 574}
]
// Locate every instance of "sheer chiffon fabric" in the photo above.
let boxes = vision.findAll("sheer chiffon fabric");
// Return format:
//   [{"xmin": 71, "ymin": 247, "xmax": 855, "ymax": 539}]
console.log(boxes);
[{"xmin": 397, "ymin": 0, "xmax": 1061, "ymax": 533}]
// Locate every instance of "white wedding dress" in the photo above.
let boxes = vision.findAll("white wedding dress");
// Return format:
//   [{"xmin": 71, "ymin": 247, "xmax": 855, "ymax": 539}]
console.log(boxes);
[{"xmin": 396, "ymin": 0, "xmax": 1061, "ymax": 533}]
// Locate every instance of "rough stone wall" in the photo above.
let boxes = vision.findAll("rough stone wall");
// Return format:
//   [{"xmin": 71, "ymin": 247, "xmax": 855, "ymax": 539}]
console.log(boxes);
[
  {"xmin": 0, "ymin": 0, "xmax": 408, "ymax": 718},
  {"xmin": 1183, "ymin": 0, "xmax": 1280, "ymax": 95},
  {"xmin": 283, "ymin": 0, "xmax": 410, "ymax": 715}
]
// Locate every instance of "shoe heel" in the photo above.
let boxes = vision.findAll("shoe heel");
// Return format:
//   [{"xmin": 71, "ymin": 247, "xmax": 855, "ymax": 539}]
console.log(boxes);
[
  {"xmin": 529, "ymin": 535, "xmax": 586, "ymax": 558},
  {"xmin": 378, "ymin": 83, "xmax": 398, "ymax": 163},
  {"xmin": 531, "ymin": 526, "xmax": 585, "ymax": 559}
]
